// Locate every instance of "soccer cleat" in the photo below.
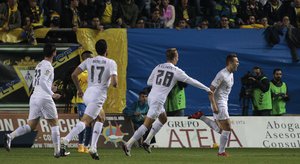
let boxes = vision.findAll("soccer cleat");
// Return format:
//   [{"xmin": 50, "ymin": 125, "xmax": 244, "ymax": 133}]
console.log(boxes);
[
  {"xmin": 122, "ymin": 143, "xmax": 131, "ymax": 156},
  {"xmin": 54, "ymin": 152, "xmax": 60, "ymax": 158},
  {"xmin": 217, "ymin": 152, "xmax": 229, "ymax": 157},
  {"xmin": 188, "ymin": 111, "xmax": 204, "ymax": 119},
  {"xmin": 4, "ymin": 134, "xmax": 12, "ymax": 152},
  {"xmin": 78, "ymin": 144, "xmax": 84, "ymax": 153},
  {"xmin": 89, "ymin": 148, "xmax": 100, "ymax": 160},
  {"xmin": 142, "ymin": 142, "xmax": 151, "ymax": 153},
  {"xmin": 84, "ymin": 147, "xmax": 89, "ymax": 153},
  {"xmin": 60, "ymin": 138, "xmax": 68, "ymax": 157}
]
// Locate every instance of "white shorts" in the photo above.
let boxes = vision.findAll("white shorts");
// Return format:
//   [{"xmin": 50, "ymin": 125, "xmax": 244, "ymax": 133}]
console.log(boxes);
[
  {"xmin": 83, "ymin": 87, "xmax": 106, "ymax": 119},
  {"xmin": 28, "ymin": 96, "xmax": 58, "ymax": 120},
  {"xmin": 146, "ymin": 98, "xmax": 165, "ymax": 119},
  {"xmin": 212, "ymin": 102, "xmax": 229, "ymax": 120}
]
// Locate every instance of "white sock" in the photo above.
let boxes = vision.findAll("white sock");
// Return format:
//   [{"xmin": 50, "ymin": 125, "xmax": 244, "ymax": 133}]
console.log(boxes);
[
  {"xmin": 144, "ymin": 120, "xmax": 163, "ymax": 145},
  {"xmin": 127, "ymin": 125, "xmax": 148, "ymax": 149},
  {"xmin": 51, "ymin": 126, "xmax": 60, "ymax": 153},
  {"xmin": 10, "ymin": 125, "xmax": 31, "ymax": 140},
  {"xmin": 90, "ymin": 122, "xmax": 103, "ymax": 150},
  {"xmin": 219, "ymin": 130, "xmax": 230, "ymax": 153},
  {"xmin": 200, "ymin": 116, "xmax": 221, "ymax": 133},
  {"xmin": 65, "ymin": 121, "xmax": 86, "ymax": 143}
]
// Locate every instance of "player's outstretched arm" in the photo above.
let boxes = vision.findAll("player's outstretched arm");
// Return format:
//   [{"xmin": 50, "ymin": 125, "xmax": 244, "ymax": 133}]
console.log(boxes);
[{"xmin": 71, "ymin": 67, "xmax": 84, "ymax": 97}]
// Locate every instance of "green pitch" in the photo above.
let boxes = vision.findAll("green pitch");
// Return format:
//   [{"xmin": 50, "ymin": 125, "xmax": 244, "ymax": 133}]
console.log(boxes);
[{"xmin": 1, "ymin": 148, "xmax": 299, "ymax": 164}]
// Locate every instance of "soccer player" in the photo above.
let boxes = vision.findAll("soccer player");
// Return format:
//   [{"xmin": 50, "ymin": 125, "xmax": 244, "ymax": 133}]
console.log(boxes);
[
  {"xmin": 60, "ymin": 39, "xmax": 118, "ymax": 160},
  {"xmin": 122, "ymin": 48, "xmax": 212, "ymax": 156},
  {"xmin": 76, "ymin": 51, "xmax": 93, "ymax": 153},
  {"xmin": 188, "ymin": 53, "xmax": 239, "ymax": 157},
  {"xmin": 4, "ymin": 43, "xmax": 62, "ymax": 158}
]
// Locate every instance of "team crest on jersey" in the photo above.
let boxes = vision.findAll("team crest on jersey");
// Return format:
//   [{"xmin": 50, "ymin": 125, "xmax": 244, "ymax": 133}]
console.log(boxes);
[
  {"xmin": 13, "ymin": 57, "xmax": 39, "ymax": 96},
  {"xmin": 102, "ymin": 121, "xmax": 128, "ymax": 147}
]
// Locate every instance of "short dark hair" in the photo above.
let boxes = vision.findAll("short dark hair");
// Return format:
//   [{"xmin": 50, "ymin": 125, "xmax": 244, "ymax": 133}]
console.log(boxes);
[
  {"xmin": 166, "ymin": 48, "xmax": 177, "ymax": 61},
  {"xmin": 95, "ymin": 39, "xmax": 107, "ymax": 56},
  {"xmin": 81, "ymin": 51, "xmax": 93, "ymax": 60},
  {"xmin": 139, "ymin": 91, "xmax": 147, "ymax": 96},
  {"xmin": 253, "ymin": 66, "xmax": 261, "ymax": 70},
  {"xmin": 273, "ymin": 68, "xmax": 282, "ymax": 75},
  {"xmin": 226, "ymin": 53, "xmax": 237, "ymax": 65},
  {"xmin": 44, "ymin": 43, "xmax": 56, "ymax": 57}
]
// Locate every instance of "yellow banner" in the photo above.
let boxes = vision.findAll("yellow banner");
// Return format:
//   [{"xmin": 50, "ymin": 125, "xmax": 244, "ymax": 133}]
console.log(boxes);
[
  {"xmin": 76, "ymin": 28, "xmax": 127, "ymax": 113},
  {"xmin": 0, "ymin": 28, "xmax": 23, "ymax": 43}
]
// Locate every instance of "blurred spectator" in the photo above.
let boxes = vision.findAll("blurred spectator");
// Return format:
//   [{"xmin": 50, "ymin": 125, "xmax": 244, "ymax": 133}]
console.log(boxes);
[
  {"xmin": 260, "ymin": 16, "xmax": 269, "ymax": 28},
  {"xmin": 218, "ymin": 15, "xmax": 230, "ymax": 29},
  {"xmin": 61, "ymin": 0, "xmax": 81, "ymax": 30},
  {"xmin": 175, "ymin": 0, "xmax": 196, "ymax": 27},
  {"xmin": 240, "ymin": 15, "xmax": 264, "ymax": 28},
  {"xmin": 97, "ymin": 0, "xmax": 122, "ymax": 28},
  {"xmin": 263, "ymin": 0, "xmax": 282, "ymax": 25},
  {"xmin": 200, "ymin": 0, "xmax": 217, "ymax": 25},
  {"xmin": 240, "ymin": 0, "xmax": 264, "ymax": 23},
  {"xmin": 123, "ymin": 91, "xmax": 149, "ymax": 130},
  {"xmin": 22, "ymin": 16, "xmax": 37, "ymax": 45},
  {"xmin": 282, "ymin": 15, "xmax": 293, "ymax": 27},
  {"xmin": 136, "ymin": 0, "xmax": 151, "ymax": 18},
  {"xmin": 270, "ymin": 68, "xmax": 289, "ymax": 116},
  {"xmin": 119, "ymin": 0, "xmax": 139, "ymax": 28},
  {"xmin": 215, "ymin": 0, "xmax": 240, "ymax": 28},
  {"xmin": 135, "ymin": 18, "xmax": 145, "ymax": 28},
  {"xmin": 49, "ymin": 12, "xmax": 60, "ymax": 28},
  {"xmin": 175, "ymin": 18, "xmax": 188, "ymax": 29},
  {"xmin": 88, "ymin": 16, "xmax": 104, "ymax": 31},
  {"xmin": 250, "ymin": 66, "xmax": 272, "ymax": 116},
  {"xmin": 151, "ymin": 0, "xmax": 161, "ymax": 10},
  {"xmin": 22, "ymin": 0, "xmax": 44, "ymax": 28},
  {"xmin": 0, "ymin": 0, "xmax": 21, "ymax": 31},
  {"xmin": 279, "ymin": 0, "xmax": 300, "ymax": 28},
  {"xmin": 145, "ymin": 8, "xmax": 164, "ymax": 28},
  {"xmin": 197, "ymin": 19, "xmax": 209, "ymax": 30},
  {"xmin": 78, "ymin": 0, "xmax": 97, "ymax": 27},
  {"xmin": 161, "ymin": 0, "xmax": 175, "ymax": 28},
  {"xmin": 43, "ymin": 0, "xmax": 66, "ymax": 26}
]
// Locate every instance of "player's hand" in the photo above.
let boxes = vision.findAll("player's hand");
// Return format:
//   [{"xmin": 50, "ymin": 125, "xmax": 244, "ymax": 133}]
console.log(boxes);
[
  {"xmin": 52, "ymin": 85, "xmax": 58, "ymax": 92},
  {"xmin": 77, "ymin": 90, "xmax": 83, "ymax": 98},
  {"xmin": 52, "ymin": 93, "xmax": 61, "ymax": 100},
  {"xmin": 207, "ymin": 90, "xmax": 213, "ymax": 95}
]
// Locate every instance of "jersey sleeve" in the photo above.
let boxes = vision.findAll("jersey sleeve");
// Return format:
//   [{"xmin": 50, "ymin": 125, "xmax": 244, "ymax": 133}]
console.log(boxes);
[
  {"xmin": 110, "ymin": 60, "xmax": 118, "ymax": 75},
  {"xmin": 211, "ymin": 71, "xmax": 223, "ymax": 88},
  {"xmin": 147, "ymin": 66, "xmax": 157, "ymax": 86},
  {"xmin": 78, "ymin": 59, "xmax": 88, "ymax": 71},
  {"xmin": 175, "ymin": 68, "xmax": 210, "ymax": 92}
]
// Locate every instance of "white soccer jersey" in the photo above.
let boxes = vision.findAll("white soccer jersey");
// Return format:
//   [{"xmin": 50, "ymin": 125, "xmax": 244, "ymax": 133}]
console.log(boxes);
[
  {"xmin": 32, "ymin": 60, "xmax": 54, "ymax": 99},
  {"xmin": 79, "ymin": 55, "xmax": 117, "ymax": 96},
  {"xmin": 211, "ymin": 68, "xmax": 234, "ymax": 103},
  {"xmin": 147, "ymin": 62, "xmax": 210, "ymax": 104}
]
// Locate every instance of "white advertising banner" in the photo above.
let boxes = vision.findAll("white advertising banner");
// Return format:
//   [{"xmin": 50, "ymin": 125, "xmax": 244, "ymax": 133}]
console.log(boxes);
[{"xmin": 155, "ymin": 117, "xmax": 300, "ymax": 148}]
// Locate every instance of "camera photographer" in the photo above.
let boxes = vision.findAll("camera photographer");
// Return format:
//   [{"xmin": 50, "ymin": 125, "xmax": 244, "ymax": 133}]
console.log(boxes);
[
  {"xmin": 270, "ymin": 68, "xmax": 289, "ymax": 116},
  {"xmin": 250, "ymin": 66, "xmax": 272, "ymax": 116}
]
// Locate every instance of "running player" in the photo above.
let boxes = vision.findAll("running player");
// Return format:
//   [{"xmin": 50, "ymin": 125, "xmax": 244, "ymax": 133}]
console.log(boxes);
[
  {"xmin": 122, "ymin": 48, "xmax": 212, "ymax": 156},
  {"xmin": 189, "ymin": 53, "xmax": 239, "ymax": 157},
  {"xmin": 4, "ymin": 43, "xmax": 62, "ymax": 158},
  {"xmin": 60, "ymin": 39, "xmax": 118, "ymax": 160}
]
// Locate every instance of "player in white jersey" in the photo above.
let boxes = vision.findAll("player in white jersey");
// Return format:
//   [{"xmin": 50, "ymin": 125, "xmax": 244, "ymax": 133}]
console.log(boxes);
[
  {"xmin": 60, "ymin": 39, "xmax": 118, "ymax": 160},
  {"xmin": 188, "ymin": 53, "xmax": 239, "ymax": 157},
  {"xmin": 122, "ymin": 48, "xmax": 212, "ymax": 156},
  {"xmin": 4, "ymin": 43, "xmax": 62, "ymax": 158}
]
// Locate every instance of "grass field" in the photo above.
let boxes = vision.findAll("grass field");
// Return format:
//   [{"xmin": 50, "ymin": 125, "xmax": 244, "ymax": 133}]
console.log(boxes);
[{"xmin": 1, "ymin": 148, "xmax": 300, "ymax": 164}]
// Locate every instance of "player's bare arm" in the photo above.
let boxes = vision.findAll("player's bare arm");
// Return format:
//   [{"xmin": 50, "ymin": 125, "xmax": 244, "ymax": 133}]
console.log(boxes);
[
  {"xmin": 72, "ymin": 67, "xmax": 84, "ymax": 97},
  {"xmin": 209, "ymin": 85, "xmax": 219, "ymax": 114},
  {"xmin": 111, "ymin": 74, "xmax": 118, "ymax": 88}
]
